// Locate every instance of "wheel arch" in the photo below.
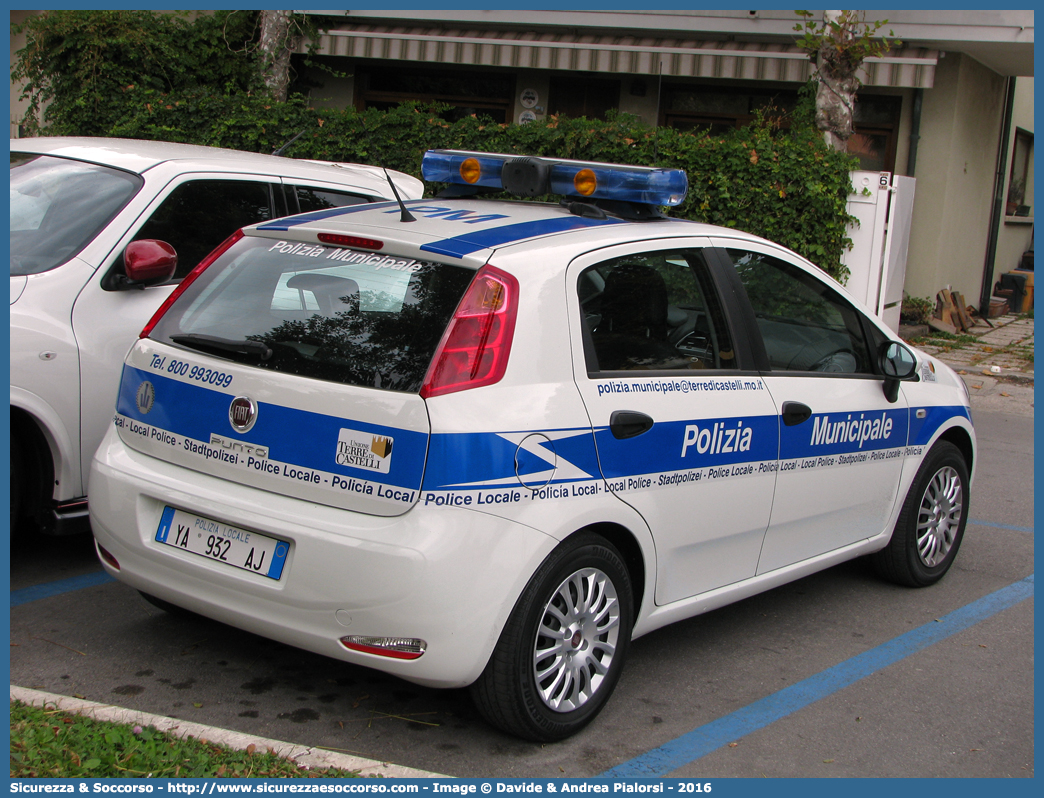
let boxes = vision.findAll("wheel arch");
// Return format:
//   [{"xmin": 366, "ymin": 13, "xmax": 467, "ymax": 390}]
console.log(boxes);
[
  {"xmin": 573, "ymin": 521, "xmax": 647, "ymax": 621},
  {"xmin": 9, "ymin": 386, "xmax": 82, "ymax": 500},
  {"xmin": 937, "ymin": 424, "xmax": 975, "ymax": 476},
  {"xmin": 10, "ymin": 405, "xmax": 58, "ymax": 519}
]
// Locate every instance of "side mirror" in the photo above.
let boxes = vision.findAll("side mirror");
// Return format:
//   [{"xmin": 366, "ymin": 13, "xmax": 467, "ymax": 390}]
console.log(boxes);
[
  {"xmin": 878, "ymin": 340, "xmax": 918, "ymax": 403},
  {"xmin": 122, "ymin": 239, "xmax": 178, "ymax": 288}
]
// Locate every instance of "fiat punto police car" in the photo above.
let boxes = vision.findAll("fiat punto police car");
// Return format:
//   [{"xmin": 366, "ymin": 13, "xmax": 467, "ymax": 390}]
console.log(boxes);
[{"xmin": 89, "ymin": 150, "xmax": 975, "ymax": 742}]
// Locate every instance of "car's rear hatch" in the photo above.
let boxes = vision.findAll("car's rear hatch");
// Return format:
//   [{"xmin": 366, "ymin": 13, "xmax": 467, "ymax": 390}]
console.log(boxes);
[{"xmin": 113, "ymin": 229, "xmax": 479, "ymax": 517}]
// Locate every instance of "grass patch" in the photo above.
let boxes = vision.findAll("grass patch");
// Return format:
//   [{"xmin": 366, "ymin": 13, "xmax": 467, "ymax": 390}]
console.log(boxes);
[
  {"xmin": 908, "ymin": 332, "xmax": 981, "ymax": 348},
  {"xmin": 10, "ymin": 700, "xmax": 361, "ymax": 779}
]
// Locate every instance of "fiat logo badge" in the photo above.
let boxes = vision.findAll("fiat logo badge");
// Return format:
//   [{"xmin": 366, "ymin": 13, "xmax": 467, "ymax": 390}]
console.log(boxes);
[{"xmin": 229, "ymin": 397, "xmax": 258, "ymax": 433}]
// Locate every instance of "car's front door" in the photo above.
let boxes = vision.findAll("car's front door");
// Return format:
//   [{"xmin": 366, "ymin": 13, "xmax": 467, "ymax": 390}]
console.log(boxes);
[
  {"xmin": 72, "ymin": 174, "xmax": 280, "ymax": 495},
  {"xmin": 717, "ymin": 243, "xmax": 910, "ymax": 574},
  {"xmin": 568, "ymin": 240, "xmax": 780, "ymax": 605}
]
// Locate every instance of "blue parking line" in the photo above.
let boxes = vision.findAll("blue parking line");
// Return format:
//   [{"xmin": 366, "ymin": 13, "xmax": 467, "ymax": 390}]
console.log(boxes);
[
  {"xmin": 601, "ymin": 574, "xmax": 1035, "ymax": 778},
  {"xmin": 969, "ymin": 518, "xmax": 1034, "ymax": 533},
  {"xmin": 10, "ymin": 571, "xmax": 116, "ymax": 607}
]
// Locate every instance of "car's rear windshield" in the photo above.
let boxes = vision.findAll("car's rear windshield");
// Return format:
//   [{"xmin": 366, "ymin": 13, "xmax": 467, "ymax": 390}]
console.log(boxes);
[
  {"xmin": 10, "ymin": 153, "xmax": 143, "ymax": 275},
  {"xmin": 150, "ymin": 236, "xmax": 475, "ymax": 393}
]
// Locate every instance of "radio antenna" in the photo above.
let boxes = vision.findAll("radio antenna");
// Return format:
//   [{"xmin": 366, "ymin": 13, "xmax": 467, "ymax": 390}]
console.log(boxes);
[
  {"xmin": 272, "ymin": 129, "xmax": 306, "ymax": 157},
  {"xmin": 384, "ymin": 167, "xmax": 417, "ymax": 223},
  {"xmin": 360, "ymin": 113, "xmax": 416, "ymax": 222}
]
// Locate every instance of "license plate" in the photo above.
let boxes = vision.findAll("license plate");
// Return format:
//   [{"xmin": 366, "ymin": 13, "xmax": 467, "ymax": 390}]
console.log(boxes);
[{"xmin": 155, "ymin": 507, "xmax": 289, "ymax": 580}]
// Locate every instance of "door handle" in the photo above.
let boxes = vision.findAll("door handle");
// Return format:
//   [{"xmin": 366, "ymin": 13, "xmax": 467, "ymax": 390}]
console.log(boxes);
[
  {"xmin": 781, "ymin": 401, "xmax": 812, "ymax": 426},
  {"xmin": 609, "ymin": 410, "xmax": 654, "ymax": 439}
]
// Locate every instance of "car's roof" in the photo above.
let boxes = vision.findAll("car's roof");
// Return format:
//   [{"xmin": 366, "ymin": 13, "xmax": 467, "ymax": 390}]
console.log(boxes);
[
  {"xmin": 11, "ymin": 136, "xmax": 421, "ymax": 197},
  {"xmin": 251, "ymin": 196, "xmax": 776, "ymax": 263}
]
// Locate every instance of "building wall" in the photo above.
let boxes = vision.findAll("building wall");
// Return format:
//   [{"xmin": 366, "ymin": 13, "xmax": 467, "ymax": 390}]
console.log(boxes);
[
  {"xmin": 903, "ymin": 53, "xmax": 1007, "ymax": 303},
  {"xmin": 993, "ymin": 77, "xmax": 1035, "ymax": 295},
  {"xmin": 10, "ymin": 10, "xmax": 41, "ymax": 137}
]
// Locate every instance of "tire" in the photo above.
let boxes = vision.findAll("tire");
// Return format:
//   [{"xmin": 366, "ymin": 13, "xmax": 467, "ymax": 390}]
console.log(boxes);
[
  {"xmin": 470, "ymin": 532, "xmax": 633, "ymax": 742},
  {"xmin": 872, "ymin": 440, "xmax": 970, "ymax": 587},
  {"xmin": 11, "ymin": 429, "xmax": 25, "ymax": 532}
]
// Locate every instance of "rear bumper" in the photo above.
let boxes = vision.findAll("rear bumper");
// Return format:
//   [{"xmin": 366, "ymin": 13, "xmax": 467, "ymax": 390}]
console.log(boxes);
[
  {"xmin": 40, "ymin": 498, "xmax": 90, "ymax": 536},
  {"xmin": 89, "ymin": 427, "xmax": 557, "ymax": 688}
]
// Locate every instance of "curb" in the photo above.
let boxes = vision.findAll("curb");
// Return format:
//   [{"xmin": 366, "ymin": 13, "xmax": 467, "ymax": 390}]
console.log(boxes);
[{"xmin": 11, "ymin": 685, "xmax": 447, "ymax": 779}]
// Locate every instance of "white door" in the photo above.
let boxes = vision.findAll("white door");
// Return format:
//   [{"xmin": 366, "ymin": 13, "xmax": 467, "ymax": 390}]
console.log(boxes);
[
  {"xmin": 568, "ymin": 240, "xmax": 780, "ymax": 605},
  {"xmin": 72, "ymin": 174, "xmax": 280, "ymax": 490},
  {"xmin": 719, "ymin": 243, "xmax": 909, "ymax": 574}
]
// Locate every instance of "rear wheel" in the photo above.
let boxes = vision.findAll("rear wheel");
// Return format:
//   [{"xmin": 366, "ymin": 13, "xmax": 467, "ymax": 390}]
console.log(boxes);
[
  {"xmin": 470, "ymin": 532, "xmax": 633, "ymax": 741},
  {"xmin": 872, "ymin": 440, "xmax": 969, "ymax": 587}
]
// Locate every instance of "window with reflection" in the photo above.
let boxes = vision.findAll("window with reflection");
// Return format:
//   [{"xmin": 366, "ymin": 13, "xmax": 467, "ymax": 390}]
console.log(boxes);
[
  {"xmin": 727, "ymin": 249, "xmax": 873, "ymax": 374},
  {"xmin": 579, "ymin": 249, "xmax": 735, "ymax": 373}
]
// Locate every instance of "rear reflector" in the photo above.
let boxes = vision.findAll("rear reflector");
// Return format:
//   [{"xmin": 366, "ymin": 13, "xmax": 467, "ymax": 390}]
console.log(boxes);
[
  {"xmin": 419, "ymin": 264, "xmax": 519, "ymax": 398},
  {"xmin": 340, "ymin": 636, "xmax": 427, "ymax": 660},
  {"xmin": 96, "ymin": 542, "xmax": 120, "ymax": 571},
  {"xmin": 140, "ymin": 229, "xmax": 244, "ymax": 339}
]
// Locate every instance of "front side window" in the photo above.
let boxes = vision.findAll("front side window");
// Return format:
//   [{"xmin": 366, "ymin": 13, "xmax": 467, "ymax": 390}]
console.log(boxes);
[
  {"xmin": 579, "ymin": 249, "xmax": 735, "ymax": 373},
  {"xmin": 10, "ymin": 154, "xmax": 142, "ymax": 275},
  {"xmin": 728, "ymin": 249, "xmax": 872, "ymax": 374},
  {"xmin": 132, "ymin": 180, "xmax": 274, "ymax": 279},
  {"xmin": 151, "ymin": 237, "xmax": 474, "ymax": 393}
]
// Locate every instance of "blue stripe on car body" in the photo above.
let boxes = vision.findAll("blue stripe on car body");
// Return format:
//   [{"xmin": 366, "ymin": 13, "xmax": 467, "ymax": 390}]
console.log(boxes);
[
  {"xmin": 909, "ymin": 404, "xmax": 973, "ymax": 446},
  {"xmin": 116, "ymin": 366, "xmax": 428, "ymax": 490},
  {"xmin": 418, "ymin": 216, "xmax": 627, "ymax": 258},
  {"xmin": 117, "ymin": 365, "xmax": 974, "ymax": 500}
]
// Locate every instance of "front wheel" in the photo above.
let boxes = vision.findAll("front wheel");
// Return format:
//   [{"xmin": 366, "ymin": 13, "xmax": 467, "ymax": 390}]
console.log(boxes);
[
  {"xmin": 11, "ymin": 429, "xmax": 25, "ymax": 532},
  {"xmin": 470, "ymin": 532, "xmax": 634, "ymax": 741},
  {"xmin": 872, "ymin": 440, "xmax": 970, "ymax": 587}
]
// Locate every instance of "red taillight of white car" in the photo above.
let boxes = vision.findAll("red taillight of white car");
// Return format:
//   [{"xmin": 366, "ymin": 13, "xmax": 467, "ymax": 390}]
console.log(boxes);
[
  {"xmin": 95, "ymin": 541, "xmax": 120, "ymax": 571},
  {"xmin": 139, "ymin": 229, "xmax": 245, "ymax": 339},
  {"xmin": 420, "ymin": 264, "xmax": 519, "ymax": 399}
]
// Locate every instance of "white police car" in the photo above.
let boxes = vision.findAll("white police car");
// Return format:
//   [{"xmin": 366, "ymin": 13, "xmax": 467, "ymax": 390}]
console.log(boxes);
[
  {"xmin": 10, "ymin": 137, "xmax": 422, "ymax": 535},
  {"xmin": 89, "ymin": 150, "xmax": 975, "ymax": 741}
]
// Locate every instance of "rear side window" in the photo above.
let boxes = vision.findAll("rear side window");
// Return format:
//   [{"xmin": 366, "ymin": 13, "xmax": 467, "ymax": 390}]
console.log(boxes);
[
  {"xmin": 294, "ymin": 187, "xmax": 370, "ymax": 213},
  {"xmin": 151, "ymin": 237, "xmax": 474, "ymax": 393},
  {"xmin": 579, "ymin": 248, "xmax": 736, "ymax": 372}
]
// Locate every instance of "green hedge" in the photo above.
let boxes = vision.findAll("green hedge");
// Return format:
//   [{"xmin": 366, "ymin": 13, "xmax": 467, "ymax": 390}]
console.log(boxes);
[
  {"xmin": 99, "ymin": 93, "xmax": 856, "ymax": 282},
  {"xmin": 14, "ymin": 10, "xmax": 856, "ymax": 281}
]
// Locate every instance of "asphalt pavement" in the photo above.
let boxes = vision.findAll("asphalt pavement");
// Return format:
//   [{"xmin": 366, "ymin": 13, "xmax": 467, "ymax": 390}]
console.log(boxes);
[{"xmin": 11, "ymin": 314, "xmax": 1034, "ymax": 778}]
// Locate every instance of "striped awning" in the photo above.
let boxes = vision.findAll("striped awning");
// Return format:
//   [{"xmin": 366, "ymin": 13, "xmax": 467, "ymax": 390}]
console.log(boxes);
[{"xmin": 304, "ymin": 25, "xmax": 938, "ymax": 89}]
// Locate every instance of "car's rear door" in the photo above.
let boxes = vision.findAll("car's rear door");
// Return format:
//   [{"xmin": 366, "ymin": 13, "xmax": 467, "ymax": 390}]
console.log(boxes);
[{"xmin": 567, "ymin": 239, "xmax": 781, "ymax": 605}]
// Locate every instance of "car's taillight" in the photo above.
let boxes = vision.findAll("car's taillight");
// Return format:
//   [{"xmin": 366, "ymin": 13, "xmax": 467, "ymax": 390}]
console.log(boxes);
[
  {"xmin": 420, "ymin": 264, "xmax": 519, "ymax": 399},
  {"xmin": 139, "ymin": 229, "xmax": 245, "ymax": 339}
]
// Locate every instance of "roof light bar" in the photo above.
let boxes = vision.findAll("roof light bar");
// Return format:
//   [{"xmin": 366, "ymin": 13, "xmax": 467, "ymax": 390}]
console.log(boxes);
[{"xmin": 421, "ymin": 149, "xmax": 688, "ymax": 207}]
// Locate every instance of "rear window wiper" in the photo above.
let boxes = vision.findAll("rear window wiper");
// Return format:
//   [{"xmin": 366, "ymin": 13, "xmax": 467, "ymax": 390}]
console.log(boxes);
[{"xmin": 169, "ymin": 334, "xmax": 273, "ymax": 361}]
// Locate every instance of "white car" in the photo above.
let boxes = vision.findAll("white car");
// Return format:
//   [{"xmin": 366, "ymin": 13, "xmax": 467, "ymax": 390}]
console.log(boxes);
[
  {"xmin": 89, "ymin": 150, "xmax": 975, "ymax": 741},
  {"xmin": 10, "ymin": 137, "xmax": 422, "ymax": 534}
]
